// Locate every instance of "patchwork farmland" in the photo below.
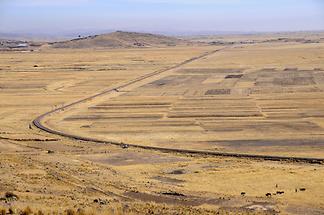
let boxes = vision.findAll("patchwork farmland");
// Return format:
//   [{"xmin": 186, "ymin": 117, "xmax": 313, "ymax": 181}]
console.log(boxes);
[{"xmin": 1, "ymin": 32, "xmax": 324, "ymax": 214}]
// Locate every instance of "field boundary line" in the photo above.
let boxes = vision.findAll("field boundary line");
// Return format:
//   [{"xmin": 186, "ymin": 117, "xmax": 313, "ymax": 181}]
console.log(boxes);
[{"xmin": 32, "ymin": 47, "xmax": 324, "ymax": 164}]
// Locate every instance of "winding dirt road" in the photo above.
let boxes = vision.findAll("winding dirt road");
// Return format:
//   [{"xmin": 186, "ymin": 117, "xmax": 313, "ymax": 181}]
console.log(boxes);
[{"xmin": 32, "ymin": 47, "xmax": 324, "ymax": 164}]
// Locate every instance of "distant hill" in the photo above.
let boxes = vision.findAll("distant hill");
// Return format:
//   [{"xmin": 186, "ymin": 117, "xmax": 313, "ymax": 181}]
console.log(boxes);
[{"xmin": 49, "ymin": 31, "xmax": 192, "ymax": 49}]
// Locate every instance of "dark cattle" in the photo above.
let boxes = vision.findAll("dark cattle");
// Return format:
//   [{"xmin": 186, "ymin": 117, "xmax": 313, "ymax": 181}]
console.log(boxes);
[
  {"xmin": 241, "ymin": 192, "xmax": 246, "ymax": 196},
  {"xmin": 121, "ymin": 144, "xmax": 129, "ymax": 149}
]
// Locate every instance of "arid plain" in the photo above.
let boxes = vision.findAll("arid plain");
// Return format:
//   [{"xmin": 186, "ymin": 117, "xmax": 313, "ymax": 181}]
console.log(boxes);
[{"xmin": 1, "ymin": 32, "xmax": 324, "ymax": 214}]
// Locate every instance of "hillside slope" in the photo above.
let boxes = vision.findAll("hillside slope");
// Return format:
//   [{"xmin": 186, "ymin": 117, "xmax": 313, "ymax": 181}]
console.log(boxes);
[{"xmin": 50, "ymin": 31, "xmax": 191, "ymax": 49}]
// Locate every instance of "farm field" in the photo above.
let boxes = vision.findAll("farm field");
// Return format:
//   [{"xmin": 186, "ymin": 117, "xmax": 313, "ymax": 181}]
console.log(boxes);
[
  {"xmin": 1, "ymin": 38, "xmax": 324, "ymax": 214},
  {"xmin": 47, "ymin": 42, "xmax": 324, "ymax": 158}
]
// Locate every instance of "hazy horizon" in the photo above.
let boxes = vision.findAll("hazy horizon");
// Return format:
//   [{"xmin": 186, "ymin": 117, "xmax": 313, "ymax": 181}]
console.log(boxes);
[{"xmin": 1, "ymin": 0, "xmax": 324, "ymax": 37}]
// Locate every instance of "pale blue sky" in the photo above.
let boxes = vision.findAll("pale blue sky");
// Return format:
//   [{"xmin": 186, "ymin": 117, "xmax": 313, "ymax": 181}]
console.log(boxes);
[{"xmin": 0, "ymin": 0, "xmax": 324, "ymax": 35}]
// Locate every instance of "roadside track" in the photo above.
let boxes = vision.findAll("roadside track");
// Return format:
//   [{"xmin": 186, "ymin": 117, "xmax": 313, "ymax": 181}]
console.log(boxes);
[{"xmin": 32, "ymin": 47, "xmax": 324, "ymax": 164}]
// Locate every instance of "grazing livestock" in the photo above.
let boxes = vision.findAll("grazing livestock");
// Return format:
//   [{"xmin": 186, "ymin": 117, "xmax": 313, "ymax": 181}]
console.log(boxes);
[{"xmin": 121, "ymin": 144, "xmax": 129, "ymax": 149}]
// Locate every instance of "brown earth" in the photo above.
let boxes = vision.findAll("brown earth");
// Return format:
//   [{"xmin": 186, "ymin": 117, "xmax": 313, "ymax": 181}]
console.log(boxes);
[{"xmin": 0, "ymin": 35, "xmax": 324, "ymax": 214}]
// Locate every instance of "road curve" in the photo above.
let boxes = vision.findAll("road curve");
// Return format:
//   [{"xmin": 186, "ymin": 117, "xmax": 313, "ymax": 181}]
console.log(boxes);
[{"xmin": 32, "ymin": 47, "xmax": 324, "ymax": 164}]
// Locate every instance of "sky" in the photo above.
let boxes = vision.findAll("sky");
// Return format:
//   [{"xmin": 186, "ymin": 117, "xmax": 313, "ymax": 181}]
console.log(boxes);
[{"xmin": 0, "ymin": 0, "xmax": 324, "ymax": 36}]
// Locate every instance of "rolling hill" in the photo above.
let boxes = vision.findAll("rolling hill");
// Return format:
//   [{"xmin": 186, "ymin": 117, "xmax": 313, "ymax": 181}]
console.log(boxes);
[{"xmin": 50, "ymin": 31, "xmax": 192, "ymax": 49}]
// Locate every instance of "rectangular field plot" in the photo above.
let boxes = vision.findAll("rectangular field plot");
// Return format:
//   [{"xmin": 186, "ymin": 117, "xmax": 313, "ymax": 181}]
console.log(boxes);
[{"xmin": 52, "ymin": 44, "xmax": 324, "ymax": 158}]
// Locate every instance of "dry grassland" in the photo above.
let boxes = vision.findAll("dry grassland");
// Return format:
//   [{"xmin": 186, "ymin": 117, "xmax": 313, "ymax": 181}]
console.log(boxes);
[{"xmin": 1, "ymin": 41, "xmax": 324, "ymax": 214}]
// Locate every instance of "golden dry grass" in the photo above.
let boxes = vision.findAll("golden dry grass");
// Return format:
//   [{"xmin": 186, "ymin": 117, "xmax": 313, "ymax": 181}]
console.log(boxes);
[
  {"xmin": 47, "ymin": 42, "xmax": 324, "ymax": 158},
  {"xmin": 1, "ymin": 39, "xmax": 324, "ymax": 214}
]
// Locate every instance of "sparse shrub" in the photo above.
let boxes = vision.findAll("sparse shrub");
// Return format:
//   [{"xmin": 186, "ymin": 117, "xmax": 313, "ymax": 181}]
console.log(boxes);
[
  {"xmin": 8, "ymin": 208, "xmax": 14, "ymax": 214},
  {"xmin": 37, "ymin": 210, "xmax": 45, "ymax": 215},
  {"xmin": 21, "ymin": 206, "xmax": 33, "ymax": 215},
  {"xmin": 76, "ymin": 208, "xmax": 86, "ymax": 215},
  {"xmin": 0, "ymin": 208, "xmax": 6, "ymax": 215},
  {"xmin": 5, "ymin": 192, "xmax": 19, "ymax": 200},
  {"xmin": 66, "ymin": 209, "xmax": 76, "ymax": 215}
]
